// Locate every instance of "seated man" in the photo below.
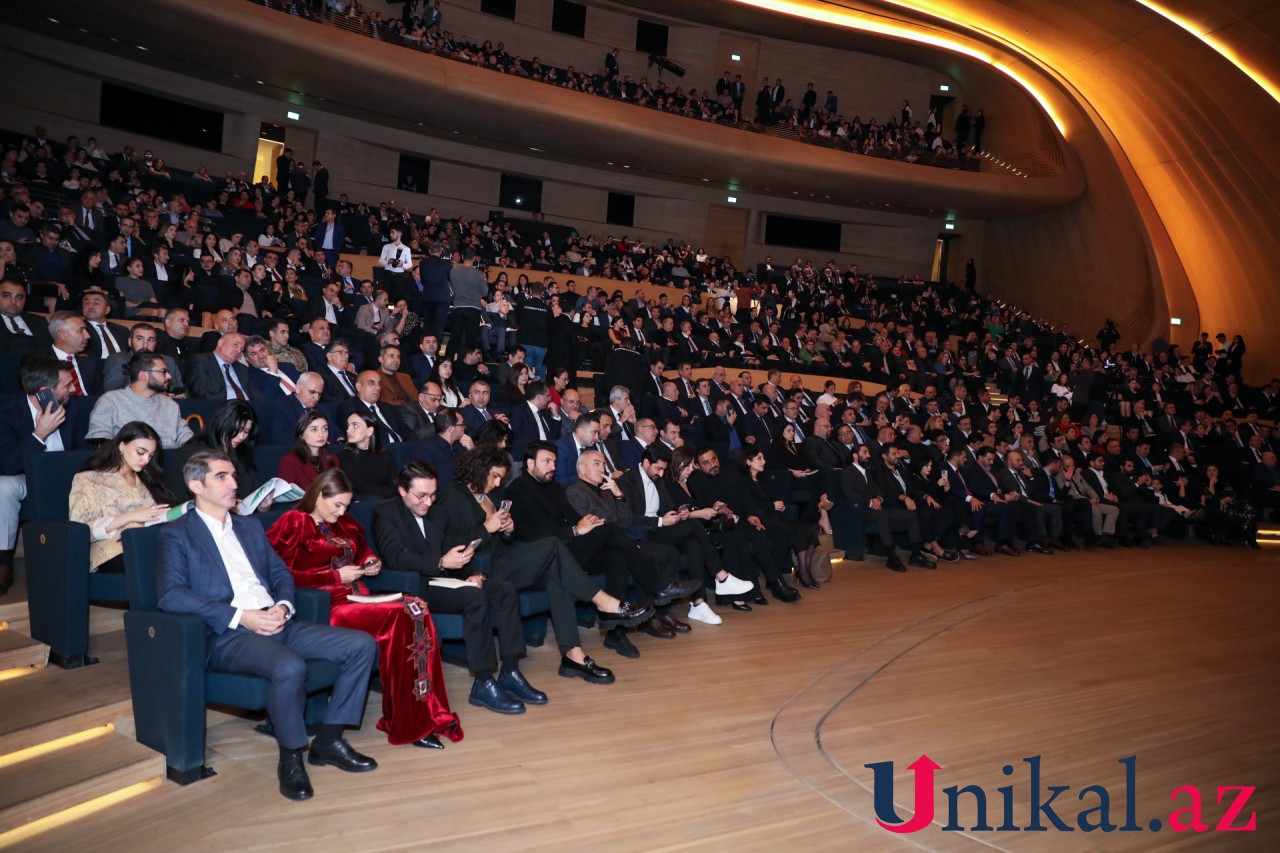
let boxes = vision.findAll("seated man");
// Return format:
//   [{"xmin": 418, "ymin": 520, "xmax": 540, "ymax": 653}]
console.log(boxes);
[
  {"xmin": 565, "ymin": 450, "xmax": 685, "ymax": 657},
  {"xmin": 420, "ymin": 408, "xmax": 472, "ymax": 485},
  {"xmin": 842, "ymin": 444, "xmax": 935, "ymax": 572},
  {"xmin": 997, "ymin": 450, "xmax": 1065, "ymax": 554},
  {"xmin": 87, "ymin": 352, "xmax": 193, "ymax": 448},
  {"xmin": 0, "ymin": 357, "xmax": 78, "ymax": 592},
  {"xmin": 187, "ymin": 333, "xmax": 257, "ymax": 401},
  {"xmin": 508, "ymin": 441, "xmax": 698, "ymax": 639},
  {"xmin": 158, "ymin": 450, "xmax": 379, "ymax": 801},
  {"xmin": 103, "ymin": 322, "xmax": 186, "ymax": 393},
  {"xmin": 371, "ymin": 460, "xmax": 544, "ymax": 716}
]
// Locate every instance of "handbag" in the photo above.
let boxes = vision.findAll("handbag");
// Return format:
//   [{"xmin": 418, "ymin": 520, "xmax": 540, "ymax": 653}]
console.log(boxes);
[
  {"xmin": 705, "ymin": 514, "xmax": 737, "ymax": 534},
  {"xmin": 808, "ymin": 547, "xmax": 834, "ymax": 583}
]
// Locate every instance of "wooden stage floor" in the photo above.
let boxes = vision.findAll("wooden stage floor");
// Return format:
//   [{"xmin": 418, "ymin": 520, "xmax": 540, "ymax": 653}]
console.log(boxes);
[{"xmin": 18, "ymin": 544, "xmax": 1280, "ymax": 852}]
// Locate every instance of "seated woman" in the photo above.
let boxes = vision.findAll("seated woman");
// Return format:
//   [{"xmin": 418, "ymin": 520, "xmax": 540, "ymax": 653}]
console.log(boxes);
[
  {"xmin": 493, "ymin": 363, "xmax": 529, "ymax": 409},
  {"xmin": 267, "ymin": 469, "xmax": 461, "ymax": 749},
  {"xmin": 278, "ymin": 410, "xmax": 340, "ymax": 490},
  {"xmin": 765, "ymin": 423, "xmax": 821, "ymax": 519},
  {"xmin": 115, "ymin": 257, "xmax": 165, "ymax": 319},
  {"xmin": 337, "ymin": 411, "xmax": 396, "ymax": 498},
  {"xmin": 428, "ymin": 359, "xmax": 464, "ymax": 409},
  {"xmin": 166, "ymin": 401, "xmax": 269, "ymax": 507},
  {"xmin": 739, "ymin": 448, "xmax": 826, "ymax": 590},
  {"xmin": 69, "ymin": 421, "xmax": 174, "ymax": 573}
]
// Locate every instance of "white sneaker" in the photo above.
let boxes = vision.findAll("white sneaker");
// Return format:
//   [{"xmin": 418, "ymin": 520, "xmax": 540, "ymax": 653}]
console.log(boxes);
[
  {"xmin": 714, "ymin": 575, "xmax": 754, "ymax": 596},
  {"xmin": 687, "ymin": 601, "xmax": 722, "ymax": 625}
]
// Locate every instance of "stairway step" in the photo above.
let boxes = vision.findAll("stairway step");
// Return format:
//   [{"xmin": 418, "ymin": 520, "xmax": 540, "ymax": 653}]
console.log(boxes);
[
  {"xmin": 0, "ymin": 630, "xmax": 48, "ymax": 671},
  {"xmin": 0, "ymin": 632, "xmax": 132, "ymax": 756},
  {"xmin": 0, "ymin": 730, "xmax": 164, "ymax": 836}
]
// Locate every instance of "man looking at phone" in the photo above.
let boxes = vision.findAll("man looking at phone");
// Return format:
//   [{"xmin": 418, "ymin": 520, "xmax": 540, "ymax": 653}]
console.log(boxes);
[
  {"xmin": 0, "ymin": 358, "xmax": 79, "ymax": 593},
  {"xmin": 372, "ymin": 460, "xmax": 542, "ymax": 715}
]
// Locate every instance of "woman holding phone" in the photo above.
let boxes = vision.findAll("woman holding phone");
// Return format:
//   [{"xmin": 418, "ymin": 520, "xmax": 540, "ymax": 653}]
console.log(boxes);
[{"xmin": 267, "ymin": 469, "xmax": 461, "ymax": 750}]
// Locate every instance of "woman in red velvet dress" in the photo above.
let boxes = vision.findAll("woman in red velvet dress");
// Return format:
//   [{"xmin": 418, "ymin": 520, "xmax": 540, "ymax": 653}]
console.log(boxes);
[{"xmin": 267, "ymin": 468, "xmax": 462, "ymax": 750}]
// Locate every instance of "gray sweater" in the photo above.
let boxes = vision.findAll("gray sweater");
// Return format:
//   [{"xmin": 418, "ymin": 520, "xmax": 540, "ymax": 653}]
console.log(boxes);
[{"xmin": 86, "ymin": 387, "xmax": 194, "ymax": 449}]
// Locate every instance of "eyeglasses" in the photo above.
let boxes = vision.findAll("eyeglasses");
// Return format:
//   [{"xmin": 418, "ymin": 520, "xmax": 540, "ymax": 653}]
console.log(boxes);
[
  {"xmin": 144, "ymin": 368, "xmax": 171, "ymax": 375},
  {"xmin": 406, "ymin": 490, "xmax": 434, "ymax": 503}
]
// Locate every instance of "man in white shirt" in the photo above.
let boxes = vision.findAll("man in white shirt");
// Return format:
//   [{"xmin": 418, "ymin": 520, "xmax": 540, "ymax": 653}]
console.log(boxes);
[
  {"xmin": 158, "ymin": 450, "xmax": 378, "ymax": 800},
  {"xmin": 378, "ymin": 225, "xmax": 412, "ymax": 300}
]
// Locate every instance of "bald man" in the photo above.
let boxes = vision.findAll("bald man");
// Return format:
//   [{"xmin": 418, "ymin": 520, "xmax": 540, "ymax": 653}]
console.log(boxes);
[{"xmin": 188, "ymin": 332, "xmax": 258, "ymax": 401}]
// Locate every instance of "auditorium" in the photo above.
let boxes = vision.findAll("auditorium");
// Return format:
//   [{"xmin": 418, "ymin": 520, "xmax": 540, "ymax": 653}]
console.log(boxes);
[{"xmin": 0, "ymin": 0, "xmax": 1276, "ymax": 849}]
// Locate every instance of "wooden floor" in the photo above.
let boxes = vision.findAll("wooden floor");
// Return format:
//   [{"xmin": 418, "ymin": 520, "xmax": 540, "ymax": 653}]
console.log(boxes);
[{"xmin": 11, "ymin": 543, "xmax": 1280, "ymax": 852}]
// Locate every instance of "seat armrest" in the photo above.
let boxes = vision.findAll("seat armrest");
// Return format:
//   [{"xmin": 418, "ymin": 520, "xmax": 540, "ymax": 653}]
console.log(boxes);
[
  {"xmin": 123, "ymin": 609, "xmax": 209, "ymax": 779},
  {"xmin": 294, "ymin": 587, "xmax": 331, "ymax": 624}
]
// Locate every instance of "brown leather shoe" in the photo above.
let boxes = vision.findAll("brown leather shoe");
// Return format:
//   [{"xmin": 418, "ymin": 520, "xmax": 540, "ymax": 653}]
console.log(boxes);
[
  {"xmin": 636, "ymin": 616, "xmax": 676, "ymax": 639},
  {"xmin": 970, "ymin": 543, "xmax": 992, "ymax": 557},
  {"xmin": 658, "ymin": 612, "xmax": 692, "ymax": 634},
  {"xmin": 996, "ymin": 543, "xmax": 1021, "ymax": 557}
]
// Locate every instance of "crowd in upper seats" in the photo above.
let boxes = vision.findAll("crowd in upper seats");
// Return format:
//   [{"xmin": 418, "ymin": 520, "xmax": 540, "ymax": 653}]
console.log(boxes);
[
  {"xmin": 1, "ymin": 118, "xmax": 1277, "ymax": 797},
  {"xmin": 269, "ymin": 0, "xmax": 983, "ymax": 170}
]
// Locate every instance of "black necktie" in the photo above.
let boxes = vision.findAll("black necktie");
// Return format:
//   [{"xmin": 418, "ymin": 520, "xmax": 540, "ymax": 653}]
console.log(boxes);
[{"xmin": 370, "ymin": 403, "xmax": 401, "ymax": 442}]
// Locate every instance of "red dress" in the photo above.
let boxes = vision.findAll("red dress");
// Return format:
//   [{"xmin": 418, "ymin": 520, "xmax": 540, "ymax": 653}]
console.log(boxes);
[{"xmin": 266, "ymin": 510, "xmax": 462, "ymax": 745}]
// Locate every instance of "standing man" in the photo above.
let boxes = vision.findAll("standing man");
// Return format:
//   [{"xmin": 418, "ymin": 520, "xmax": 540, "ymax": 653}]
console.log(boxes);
[
  {"xmin": 447, "ymin": 250, "xmax": 487, "ymax": 359},
  {"xmin": 313, "ymin": 208, "xmax": 344, "ymax": 269},
  {"xmin": 159, "ymin": 450, "xmax": 379, "ymax": 801},
  {"xmin": 378, "ymin": 225, "xmax": 413, "ymax": 303},
  {"xmin": 417, "ymin": 246, "xmax": 453, "ymax": 344},
  {"xmin": 311, "ymin": 160, "xmax": 330, "ymax": 213}
]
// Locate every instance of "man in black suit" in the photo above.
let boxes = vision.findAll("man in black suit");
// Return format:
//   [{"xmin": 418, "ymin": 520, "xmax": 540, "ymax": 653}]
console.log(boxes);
[
  {"xmin": 801, "ymin": 417, "xmax": 847, "ymax": 471},
  {"xmin": 508, "ymin": 381, "xmax": 557, "ymax": 442},
  {"xmin": 0, "ymin": 279, "xmax": 50, "ymax": 353},
  {"xmin": 507, "ymin": 442, "xmax": 693, "ymax": 630},
  {"xmin": 45, "ymin": 310, "xmax": 101, "ymax": 396},
  {"xmin": 602, "ymin": 341, "xmax": 647, "ymax": 402},
  {"xmin": 460, "ymin": 380, "xmax": 504, "ymax": 438},
  {"xmin": 737, "ymin": 396, "xmax": 775, "ymax": 450},
  {"xmin": 159, "ymin": 450, "xmax": 378, "ymax": 801},
  {"xmin": 188, "ymin": 333, "xmax": 258, "ymax": 401},
  {"xmin": 318, "ymin": 341, "xmax": 360, "ymax": 403},
  {"xmin": 79, "ymin": 289, "xmax": 129, "ymax": 359},
  {"xmin": 420, "ymin": 408, "xmax": 470, "ymax": 485},
  {"xmin": 244, "ymin": 336, "xmax": 301, "ymax": 401},
  {"xmin": 199, "ymin": 310, "xmax": 240, "ymax": 354},
  {"xmin": 402, "ymin": 380, "xmax": 442, "ymax": 441},
  {"xmin": 336, "ymin": 371, "xmax": 407, "ymax": 444},
  {"xmin": 997, "ymin": 450, "xmax": 1062, "ymax": 554},
  {"xmin": 842, "ymin": 445, "xmax": 932, "ymax": 572},
  {"xmin": 0, "ymin": 357, "xmax": 79, "ymax": 591},
  {"xmin": 406, "ymin": 334, "xmax": 441, "ymax": 388},
  {"xmin": 371, "ymin": 460, "xmax": 541, "ymax": 715}
]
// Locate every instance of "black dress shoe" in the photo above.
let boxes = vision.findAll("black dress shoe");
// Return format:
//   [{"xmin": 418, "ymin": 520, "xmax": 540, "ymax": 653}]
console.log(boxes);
[
  {"xmin": 637, "ymin": 616, "xmax": 676, "ymax": 639},
  {"xmin": 908, "ymin": 552, "xmax": 936, "ymax": 569},
  {"xmin": 767, "ymin": 578, "xmax": 800, "ymax": 602},
  {"xmin": 1027, "ymin": 542, "xmax": 1053, "ymax": 555},
  {"xmin": 498, "ymin": 668, "xmax": 548, "ymax": 704},
  {"xmin": 886, "ymin": 553, "xmax": 907, "ymax": 572},
  {"xmin": 603, "ymin": 626, "xmax": 641, "ymax": 658},
  {"xmin": 657, "ymin": 612, "xmax": 692, "ymax": 633},
  {"xmin": 414, "ymin": 734, "xmax": 446, "ymax": 749},
  {"xmin": 558, "ymin": 654, "xmax": 615, "ymax": 685},
  {"xmin": 278, "ymin": 750, "xmax": 314, "ymax": 800},
  {"xmin": 469, "ymin": 675, "xmax": 526, "ymax": 714},
  {"xmin": 596, "ymin": 601, "xmax": 655, "ymax": 630},
  {"xmin": 652, "ymin": 579, "xmax": 701, "ymax": 605},
  {"xmin": 308, "ymin": 738, "xmax": 378, "ymax": 772},
  {"xmin": 730, "ymin": 601, "xmax": 753, "ymax": 612}
]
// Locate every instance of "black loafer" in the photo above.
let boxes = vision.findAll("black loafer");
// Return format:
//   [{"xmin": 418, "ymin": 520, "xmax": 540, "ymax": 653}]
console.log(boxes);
[
  {"xmin": 768, "ymin": 579, "xmax": 800, "ymax": 602},
  {"xmin": 497, "ymin": 668, "xmax": 548, "ymax": 704},
  {"xmin": 469, "ymin": 675, "xmax": 526, "ymax": 714},
  {"xmin": 938, "ymin": 550, "xmax": 960, "ymax": 563},
  {"xmin": 752, "ymin": 594, "xmax": 770, "ymax": 605},
  {"xmin": 886, "ymin": 555, "xmax": 907, "ymax": 572},
  {"xmin": 730, "ymin": 601, "xmax": 753, "ymax": 612},
  {"xmin": 308, "ymin": 738, "xmax": 378, "ymax": 772},
  {"xmin": 278, "ymin": 750, "xmax": 313, "ymax": 800},
  {"xmin": 596, "ymin": 601, "xmax": 654, "ymax": 630},
  {"xmin": 558, "ymin": 654, "xmax": 615, "ymax": 684},
  {"xmin": 603, "ymin": 627, "xmax": 641, "ymax": 658},
  {"xmin": 652, "ymin": 579, "xmax": 701, "ymax": 605},
  {"xmin": 908, "ymin": 553, "xmax": 936, "ymax": 569},
  {"xmin": 413, "ymin": 734, "xmax": 446, "ymax": 749}
]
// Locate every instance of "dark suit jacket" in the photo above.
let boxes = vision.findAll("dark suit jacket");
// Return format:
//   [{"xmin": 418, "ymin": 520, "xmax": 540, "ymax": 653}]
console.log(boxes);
[
  {"xmin": 84, "ymin": 320, "xmax": 130, "ymax": 360},
  {"xmin": 187, "ymin": 353, "xmax": 260, "ymax": 401},
  {"xmin": 246, "ymin": 363, "xmax": 301, "ymax": 401},
  {"xmin": 420, "ymin": 435, "xmax": 463, "ymax": 485},
  {"xmin": 505, "ymin": 474, "xmax": 582, "ymax": 542},
  {"xmin": 460, "ymin": 404, "xmax": 497, "ymax": 438},
  {"xmin": 554, "ymin": 433, "xmax": 596, "ymax": 484},
  {"xmin": 0, "ymin": 313, "xmax": 50, "ymax": 352},
  {"xmin": 337, "ymin": 399, "xmax": 408, "ymax": 444},
  {"xmin": 841, "ymin": 463, "xmax": 882, "ymax": 505},
  {"xmin": 602, "ymin": 347, "xmax": 647, "ymax": 401},
  {"xmin": 508, "ymin": 401, "xmax": 554, "ymax": 441},
  {"xmin": 616, "ymin": 467, "xmax": 677, "ymax": 527},
  {"xmin": 402, "ymin": 401, "xmax": 437, "ymax": 441},
  {"xmin": 266, "ymin": 396, "xmax": 335, "ymax": 446},
  {"xmin": 0, "ymin": 392, "xmax": 81, "ymax": 474},
  {"xmin": 802, "ymin": 435, "xmax": 848, "ymax": 470},
  {"xmin": 156, "ymin": 510, "xmax": 295, "ymax": 638},
  {"xmin": 370, "ymin": 497, "xmax": 447, "ymax": 585},
  {"xmin": 318, "ymin": 365, "xmax": 359, "ymax": 403},
  {"xmin": 406, "ymin": 353, "xmax": 439, "ymax": 387}
]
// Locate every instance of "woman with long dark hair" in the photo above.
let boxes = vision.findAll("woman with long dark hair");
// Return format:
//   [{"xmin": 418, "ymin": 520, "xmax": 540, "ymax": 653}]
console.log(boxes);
[
  {"xmin": 428, "ymin": 359, "xmax": 464, "ymax": 408},
  {"xmin": 738, "ymin": 448, "xmax": 824, "ymax": 589},
  {"xmin": 267, "ymin": 469, "xmax": 461, "ymax": 749},
  {"xmin": 278, "ymin": 410, "xmax": 339, "ymax": 489},
  {"xmin": 69, "ymin": 422, "xmax": 174, "ymax": 572},
  {"xmin": 166, "ymin": 401, "xmax": 263, "ymax": 501},
  {"xmin": 337, "ymin": 410, "xmax": 396, "ymax": 498}
]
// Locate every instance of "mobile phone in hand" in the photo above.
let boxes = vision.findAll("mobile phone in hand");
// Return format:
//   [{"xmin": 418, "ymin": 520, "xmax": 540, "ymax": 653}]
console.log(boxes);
[
  {"xmin": 35, "ymin": 388, "xmax": 60, "ymax": 412},
  {"xmin": 467, "ymin": 538, "xmax": 483, "ymax": 550},
  {"xmin": 499, "ymin": 500, "xmax": 511, "ymax": 512}
]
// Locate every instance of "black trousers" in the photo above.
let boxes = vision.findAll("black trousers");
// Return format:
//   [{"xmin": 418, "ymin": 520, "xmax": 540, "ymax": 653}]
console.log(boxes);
[
  {"xmin": 422, "ymin": 578, "xmax": 523, "ymax": 674},
  {"xmin": 866, "ymin": 507, "xmax": 922, "ymax": 548},
  {"xmin": 568, "ymin": 523, "xmax": 673, "ymax": 603},
  {"xmin": 493, "ymin": 538, "xmax": 600, "ymax": 653},
  {"xmin": 448, "ymin": 307, "xmax": 482, "ymax": 358},
  {"xmin": 651, "ymin": 520, "xmax": 723, "ymax": 590}
]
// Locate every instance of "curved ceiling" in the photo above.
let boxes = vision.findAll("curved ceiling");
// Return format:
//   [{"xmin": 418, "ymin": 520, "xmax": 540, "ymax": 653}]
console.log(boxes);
[{"xmin": 4, "ymin": 0, "xmax": 1084, "ymax": 218}]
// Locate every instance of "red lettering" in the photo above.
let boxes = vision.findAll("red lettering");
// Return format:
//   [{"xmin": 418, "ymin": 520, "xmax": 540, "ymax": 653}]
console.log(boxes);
[
  {"xmin": 1168, "ymin": 786, "xmax": 1208, "ymax": 833},
  {"xmin": 1215, "ymin": 787, "xmax": 1257, "ymax": 832}
]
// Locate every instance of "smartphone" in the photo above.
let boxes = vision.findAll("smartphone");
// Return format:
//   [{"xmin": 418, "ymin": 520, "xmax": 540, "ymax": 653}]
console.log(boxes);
[
  {"xmin": 35, "ymin": 388, "xmax": 60, "ymax": 413},
  {"xmin": 499, "ymin": 500, "xmax": 511, "ymax": 512},
  {"xmin": 467, "ymin": 538, "xmax": 483, "ymax": 550}
]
